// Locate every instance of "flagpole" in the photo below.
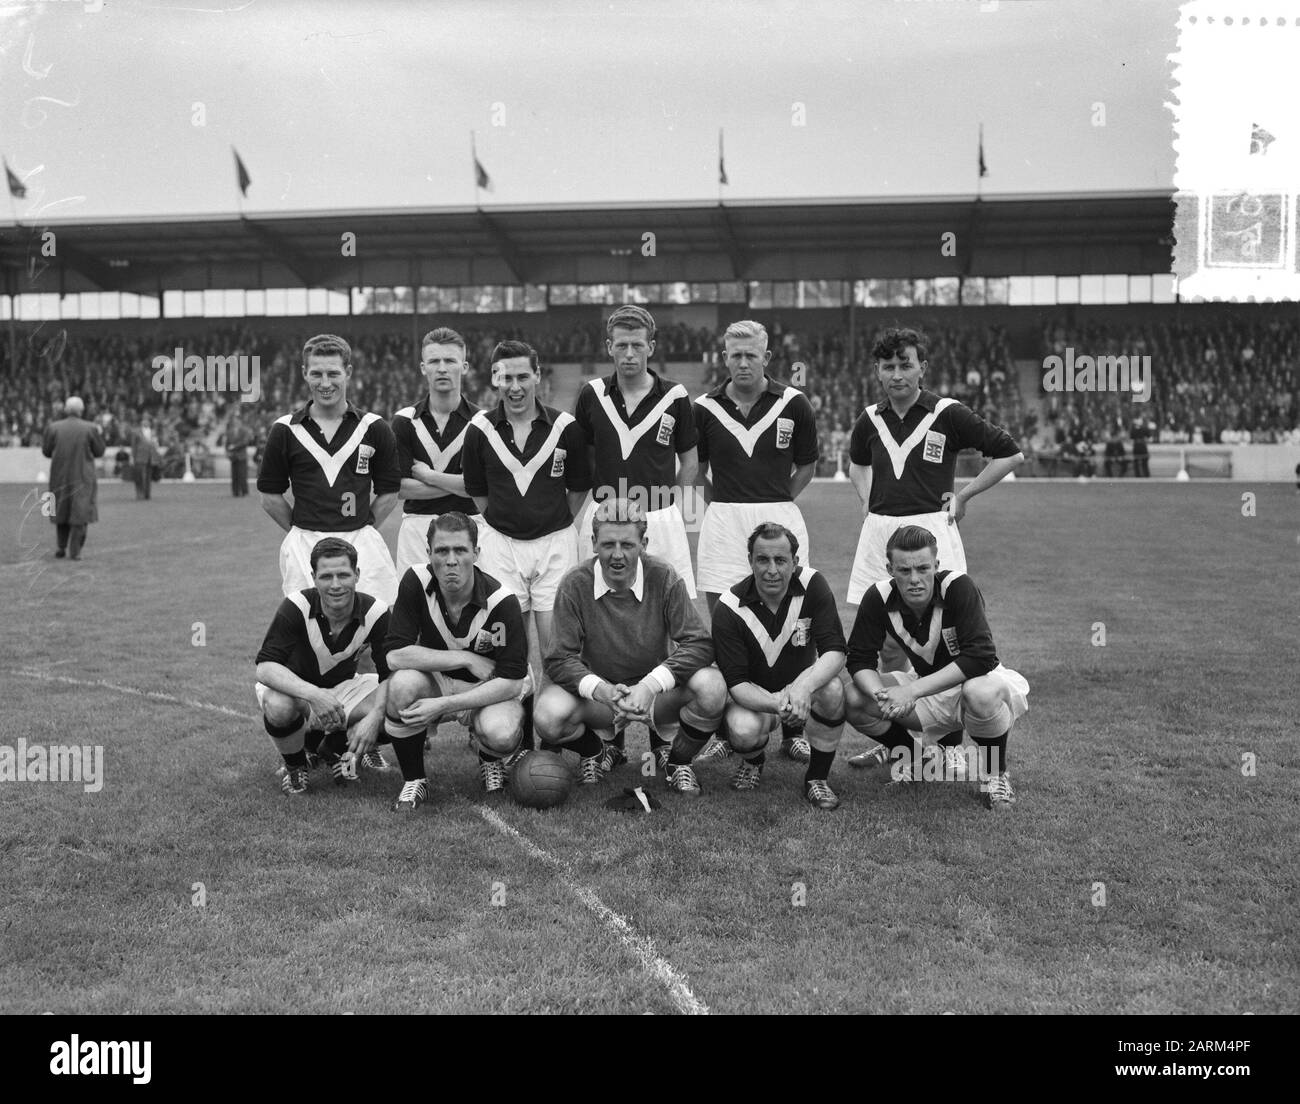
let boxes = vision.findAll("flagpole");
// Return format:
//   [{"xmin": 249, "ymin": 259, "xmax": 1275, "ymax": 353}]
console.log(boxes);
[
  {"xmin": 471, "ymin": 130, "xmax": 480, "ymax": 210},
  {"xmin": 977, "ymin": 123, "xmax": 984, "ymax": 201},
  {"xmin": 5, "ymin": 162, "xmax": 23, "ymax": 363}
]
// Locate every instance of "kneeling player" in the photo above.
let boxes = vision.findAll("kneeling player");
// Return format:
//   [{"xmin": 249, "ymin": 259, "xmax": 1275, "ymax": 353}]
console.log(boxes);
[
  {"xmin": 843, "ymin": 525, "xmax": 1028, "ymax": 809},
  {"xmin": 537, "ymin": 498, "xmax": 726, "ymax": 792},
  {"xmin": 254, "ymin": 537, "xmax": 393, "ymax": 795},
  {"xmin": 382, "ymin": 512, "xmax": 530, "ymax": 811},
  {"xmin": 712, "ymin": 523, "xmax": 847, "ymax": 810}
]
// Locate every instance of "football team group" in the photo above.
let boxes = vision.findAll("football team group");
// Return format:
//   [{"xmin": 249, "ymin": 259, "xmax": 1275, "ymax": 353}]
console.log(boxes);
[{"xmin": 253, "ymin": 305, "xmax": 1029, "ymax": 814}]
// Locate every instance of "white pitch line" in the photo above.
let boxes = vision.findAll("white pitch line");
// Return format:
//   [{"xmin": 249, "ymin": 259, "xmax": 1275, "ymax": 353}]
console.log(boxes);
[
  {"xmin": 9, "ymin": 669, "xmax": 255, "ymax": 720},
  {"xmin": 474, "ymin": 804, "xmax": 709, "ymax": 1016},
  {"xmin": 9, "ymin": 667, "xmax": 708, "ymax": 1013}
]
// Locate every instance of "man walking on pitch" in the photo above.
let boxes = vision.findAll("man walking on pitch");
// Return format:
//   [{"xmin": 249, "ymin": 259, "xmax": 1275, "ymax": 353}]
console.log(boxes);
[
  {"xmin": 257, "ymin": 334, "xmax": 402, "ymax": 606},
  {"xmin": 42, "ymin": 396, "xmax": 104, "ymax": 561},
  {"xmin": 537, "ymin": 498, "xmax": 726, "ymax": 792},
  {"xmin": 843, "ymin": 327, "xmax": 1021, "ymax": 770},
  {"xmin": 254, "ymin": 537, "xmax": 393, "ymax": 795},
  {"xmin": 711, "ymin": 523, "xmax": 848, "ymax": 809},
  {"xmin": 843, "ymin": 525, "xmax": 1028, "ymax": 810},
  {"xmin": 381, "ymin": 512, "xmax": 530, "ymax": 811},
  {"xmin": 392, "ymin": 327, "xmax": 482, "ymax": 576}
]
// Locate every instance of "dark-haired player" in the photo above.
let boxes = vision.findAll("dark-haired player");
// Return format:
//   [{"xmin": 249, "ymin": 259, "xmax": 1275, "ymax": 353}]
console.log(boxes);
[
  {"xmin": 254, "ymin": 537, "xmax": 393, "ymax": 796},
  {"xmin": 381, "ymin": 512, "xmax": 530, "ymax": 811},
  {"xmin": 711, "ymin": 523, "xmax": 847, "ymax": 810},
  {"xmin": 461, "ymin": 339, "xmax": 592, "ymax": 666},
  {"xmin": 258, "ymin": 333, "xmax": 402, "ymax": 605},
  {"xmin": 392, "ymin": 327, "xmax": 482, "ymax": 576},
  {"xmin": 537, "ymin": 498, "xmax": 725, "ymax": 792},
  {"xmin": 843, "ymin": 525, "xmax": 1028, "ymax": 810},
  {"xmin": 843, "ymin": 327, "xmax": 1021, "ymax": 770}
]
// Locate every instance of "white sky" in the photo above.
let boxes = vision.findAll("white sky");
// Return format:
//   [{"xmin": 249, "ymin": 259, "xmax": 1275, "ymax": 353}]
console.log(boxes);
[{"xmin": 0, "ymin": 0, "xmax": 1184, "ymax": 220}]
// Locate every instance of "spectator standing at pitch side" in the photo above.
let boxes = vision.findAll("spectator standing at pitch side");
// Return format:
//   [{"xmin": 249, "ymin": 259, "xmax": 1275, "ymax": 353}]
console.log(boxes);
[
  {"xmin": 129, "ymin": 419, "xmax": 161, "ymax": 501},
  {"xmin": 391, "ymin": 327, "xmax": 482, "ymax": 577},
  {"xmin": 223, "ymin": 412, "xmax": 254, "ymax": 497},
  {"xmin": 257, "ymin": 334, "xmax": 402, "ymax": 606},
  {"xmin": 42, "ymin": 395, "xmax": 104, "ymax": 561},
  {"xmin": 843, "ymin": 327, "xmax": 1021, "ymax": 769}
]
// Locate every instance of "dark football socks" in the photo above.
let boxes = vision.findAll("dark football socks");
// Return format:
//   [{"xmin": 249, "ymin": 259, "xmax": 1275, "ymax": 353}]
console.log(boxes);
[
  {"xmin": 322, "ymin": 729, "xmax": 348, "ymax": 756},
  {"xmin": 477, "ymin": 749, "xmax": 503, "ymax": 763},
  {"xmin": 265, "ymin": 716, "xmax": 307, "ymax": 767},
  {"xmin": 304, "ymin": 728, "xmax": 325, "ymax": 755},
  {"xmin": 805, "ymin": 748, "xmax": 835, "ymax": 783},
  {"xmin": 937, "ymin": 729, "xmax": 964, "ymax": 747},
  {"xmin": 745, "ymin": 751, "xmax": 766, "ymax": 767},
  {"xmin": 392, "ymin": 734, "xmax": 427, "ymax": 781},
  {"xmin": 668, "ymin": 720, "xmax": 711, "ymax": 766},
  {"xmin": 281, "ymin": 750, "xmax": 308, "ymax": 769},
  {"xmin": 972, "ymin": 732, "xmax": 1008, "ymax": 777},
  {"xmin": 519, "ymin": 693, "xmax": 535, "ymax": 751},
  {"xmin": 570, "ymin": 726, "xmax": 603, "ymax": 758},
  {"xmin": 781, "ymin": 723, "xmax": 803, "ymax": 743}
]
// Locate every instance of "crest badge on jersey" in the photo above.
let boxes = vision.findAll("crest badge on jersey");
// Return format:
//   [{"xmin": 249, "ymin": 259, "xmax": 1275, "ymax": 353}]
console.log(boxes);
[
  {"xmin": 775, "ymin": 417, "xmax": 795, "ymax": 450},
  {"xmin": 473, "ymin": 628, "xmax": 496, "ymax": 654},
  {"xmin": 655, "ymin": 413, "xmax": 676, "ymax": 447},
  {"xmin": 791, "ymin": 617, "xmax": 812, "ymax": 648},
  {"xmin": 941, "ymin": 627, "xmax": 959, "ymax": 654},
  {"xmin": 923, "ymin": 430, "xmax": 946, "ymax": 463},
  {"xmin": 355, "ymin": 443, "xmax": 374, "ymax": 474},
  {"xmin": 550, "ymin": 448, "xmax": 566, "ymax": 477}
]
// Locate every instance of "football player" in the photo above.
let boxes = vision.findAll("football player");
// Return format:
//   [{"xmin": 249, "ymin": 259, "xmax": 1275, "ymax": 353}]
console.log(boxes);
[
  {"xmin": 381, "ymin": 512, "xmax": 530, "ymax": 811},
  {"xmin": 254, "ymin": 536, "xmax": 393, "ymax": 795},
  {"xmin": 257, "ymin": 334, "xmax": 402, "ymax": 606},
  {"xmin": 537, "ymin": 498, "xmax": 726, "ymax": 792},
  {"xmin": 843, "ymin": 525, "xmax": 1029, "ymax": 810},
  {"xmin": 711, "ymin": 523, "xmax": 847, "ymax": 810}
]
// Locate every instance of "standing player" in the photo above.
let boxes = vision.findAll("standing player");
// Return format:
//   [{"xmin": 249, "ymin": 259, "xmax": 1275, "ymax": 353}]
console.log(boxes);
[
  {"xmin": 843, "ymin": 327, "xmax": 1022, "ymax": 770},
  {"xmin": 694, "ymin": 319, "xmax": 819, "ymax": 762},
  {"xmin": 711, "ymin": 523, "xmax": 848, "ymax": 809},
  {"xmin": 258, "ymin": 334, "xmax": 402, "ymax": 606},
  {"xmin": 392, "ymin": 327, "xmax": 481, "ymax": 576},
  {"xmin": 843, "ymin": 526, "xmax": 1028, "ymax": 810},
  {"xmin": 380, "ymin": 513, "xmax": 530, "ymax": 811},
  {"xmin": 537, "ymin": 498, "xmax": 726, "ymax": 791},
  {"xmin": 461, "ymin": 339, "xmax": 591, "ymax": 665},
  {"xmin": 254, "ymin": 537, "xmax": 393, "ymax": 796},
  {"xmin": 574, "ymin": 304, "xmax": 699, "ymax": 769}
]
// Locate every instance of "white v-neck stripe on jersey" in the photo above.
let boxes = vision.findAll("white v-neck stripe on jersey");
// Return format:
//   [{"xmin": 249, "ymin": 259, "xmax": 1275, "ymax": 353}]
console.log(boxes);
[
  {"xmin": 395, "ymin": 407, "xmax": 469, "ymax": 472},
  {"xmin": 288, "ymin": 591, "xmax": 385, "ymax": 676},
  {"xmin": 470, "ymin": 410, "xmax": 574, "ymax": 496},
  {"xmin": 719, "ymin": 566, "xmax": 816, "ymax": 668},
  {"xmin": 281, "ymin": 411, "xmax": 381, "ymax": 488},
  {"xmin": 590, "ymin": 378, "xmax": 688, "ymax": 460},
  {"xmin": 863, "ymin": 397, "xmax": 957, "ymax": 480},
  {"xmin": 696, "ymin": 387, "xmax": 800, "ymax": 458}
]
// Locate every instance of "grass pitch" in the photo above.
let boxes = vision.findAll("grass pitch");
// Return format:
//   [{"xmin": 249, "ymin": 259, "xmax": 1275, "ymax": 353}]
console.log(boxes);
[{"xmin": 1, "ymin": 478, "xmax": 1296, "ymax": 1013}]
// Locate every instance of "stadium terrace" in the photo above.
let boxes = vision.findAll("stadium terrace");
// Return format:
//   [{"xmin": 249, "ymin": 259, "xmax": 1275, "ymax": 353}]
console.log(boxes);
[
  {"xmin": 1041, "ymin": 348, "xmax": 1152, "ymax": 403},
  {"xmin": 151, "ymin": 348, "xmax": 262, "ymax": 404}
]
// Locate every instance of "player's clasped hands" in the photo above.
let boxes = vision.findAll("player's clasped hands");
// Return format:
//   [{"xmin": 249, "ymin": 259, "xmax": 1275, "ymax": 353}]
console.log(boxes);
[
  {"xmin": 777, "ymin": 684, "xmax": 812, "ymax": 727},
  {"xmin": 308, "ymin": 691, "xmax": 347, "ymax": 732},
  {"xmin": 873, "ymin": 684, "xmax": 915, "ymax": 721},
  {"xmin": 612, "ymin": 682, "xmax": 656, "ymax": 723}
]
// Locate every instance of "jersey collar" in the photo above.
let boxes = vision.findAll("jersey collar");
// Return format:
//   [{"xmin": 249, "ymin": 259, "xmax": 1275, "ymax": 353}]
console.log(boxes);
[
  {"xmin": 487, "ymin": 399, "xmax": 553, "ymax": 427},
  {"xmin": 424, "ymin": 565, "xmax": 493, "ymax": 610},
  {"xmin": 735, "ymin": 570, "xmax": 807, "ymax": 609},
  {"xmin": 704, "ymin": 375, "xmax": 785, "ymax": 403},
  {"xmin": 874, "ymin": 388, "xmax": 939, "ymax": 418},
  {"xmin": 593, "ymin": 558, "xmax": 645, "ymax": 602},
  {"xmin": 292, "ymin": 399, "xmax": 363, "ymax": 426}
]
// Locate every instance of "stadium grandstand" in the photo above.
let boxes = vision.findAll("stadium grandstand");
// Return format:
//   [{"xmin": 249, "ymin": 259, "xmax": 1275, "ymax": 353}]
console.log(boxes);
[{"xmin": 1, "ymin": 191, "xmax": 1297, "ymax": 482}]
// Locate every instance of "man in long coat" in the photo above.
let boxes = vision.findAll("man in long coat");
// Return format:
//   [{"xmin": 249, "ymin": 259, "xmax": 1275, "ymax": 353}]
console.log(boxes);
[{"xmin": 42, "ymin": 396, "xmax": 105, "ymax": 560}]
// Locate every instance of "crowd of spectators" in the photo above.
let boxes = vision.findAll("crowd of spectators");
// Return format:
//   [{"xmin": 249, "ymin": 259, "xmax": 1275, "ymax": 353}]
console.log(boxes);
[{"xmin": 1038, "ymin": 316, "xmax": 1300, "ymax": 451}]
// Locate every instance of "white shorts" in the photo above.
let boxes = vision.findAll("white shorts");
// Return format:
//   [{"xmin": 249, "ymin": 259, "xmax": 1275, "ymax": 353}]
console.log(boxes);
[
  {"xmin": 578, "ymin": 499, "xmax": 696, "ymax": 598},
  {"xmin": 846, "ymin": 511, "xmax": 968, "ymax": 605},
  {"xmin": 475, "ymin": 522, "xmax": 579, "ymax": 612},
  {"xmin": 433, "ymin": 669, "xmax": 534, "ymax": 730},
  {"xmin": 280, "ymin": 525, "xmax": 399, "ymax": 608},
  {"xmin": 895, "ymin": 664, "xmax": 1029, "ymax": 739},
  {"xmin": 395, "ymin": 512, "xmax": 486, "ymax": 576},
  {"xmin": 255, "ymin": 672, "xmax": 379, "ymax": 720},
  {"xmin": 696, "ymin": 501, "xmax": 810, "ymax": 595}
]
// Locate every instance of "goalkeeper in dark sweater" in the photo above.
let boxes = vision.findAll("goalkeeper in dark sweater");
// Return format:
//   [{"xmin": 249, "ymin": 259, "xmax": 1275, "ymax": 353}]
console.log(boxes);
[{"xmin": 538, "ymin": 498, "xmax": 726, "ymax": 793}]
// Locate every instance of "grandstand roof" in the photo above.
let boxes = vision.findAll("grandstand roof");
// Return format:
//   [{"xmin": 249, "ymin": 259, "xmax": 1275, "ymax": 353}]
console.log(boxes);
[{"xmin": 1, "ymin": 191, "xmax": 1175, "ymax": 297}]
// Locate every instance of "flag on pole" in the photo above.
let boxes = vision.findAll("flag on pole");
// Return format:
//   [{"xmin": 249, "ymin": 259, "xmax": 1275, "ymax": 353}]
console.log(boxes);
[
  {"xmin": 233, "ymin": 148, "xmax": 252, "ymax": 197},
  {"xmin": 719, "ymin": 129, "xmax": 728, "ymax": 186},
  {"xmin": 5, "ymin": 159, "xmax": 26, "ymax": 199},
  {"xmin": 472, "ymin": 132, "xmax": 493, "ymax": 193},
  {"xmin": 978, "ymin": 125, "xmax": 988, "ymax": 179}
]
